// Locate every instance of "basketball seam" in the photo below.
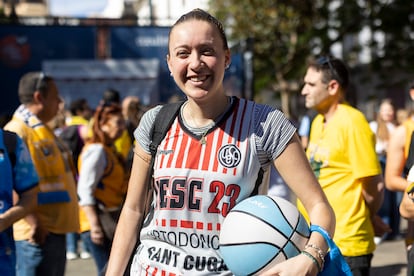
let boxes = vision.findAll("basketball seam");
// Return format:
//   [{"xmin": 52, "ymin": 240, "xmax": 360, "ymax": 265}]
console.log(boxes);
[
  {"xmin": 219, "ymin": 196, "xmax": 310, "ymax": 276},
  {"xmin": 226, "ymin": 209, "xmax": 299, "ymax": 255}
]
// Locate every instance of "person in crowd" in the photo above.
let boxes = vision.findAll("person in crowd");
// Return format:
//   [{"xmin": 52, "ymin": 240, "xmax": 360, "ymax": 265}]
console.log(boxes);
[
  {"xmin": 298, "ymin": 110, "xmax": 317, "ymax": 150},
  {"xmin": 105, "ymin": 9, "xmax": 335, "ymax": 276},
  {"xmin": 47, "ymin": 101, "xmax": 66, "ymax": 137},
  {"xmin": 385, "ymin": 81, "xmax": 414, "ymax": 276},
  {"xmin": 0, "ymin": 129, "xmax": 38, "ymax": 276},
  {"xmin": 299, "ymin": 55, "xmax": 387, "ymax": 276},
  {"xmin": 77, "ymin": 103, "xmax": 128, "ymax": 274},
  {"xmin": 369, "ymin": 98, "xmax": 398, "ymax": 243},
  {"xmin": 121, "ymin": 96, "xmax": 142, "ymax": 145},
  {"xmin": 4, "ymin": 72, "xmax": 80, "ymax": 276},
  {"xmin": 397, "ymin": 108, "xmax": 410, "ymax": 126},
  {"xmin": 121, "ymin": 96, "xmax": 145, "ymax": 173},
  {"xmin": 66, "ymin": 98, "xmax": 93, "ymax": 127},
  {"xmin": 100, "ymin": 89, "xmax": 121, "ymax": 106},
  {"xmin": 94, "ymin": 89, "xmax": 132, "ymax": 161},
  {"xmin": 61, "ymin": 98, "xmax": 93, "ymax": 261}
]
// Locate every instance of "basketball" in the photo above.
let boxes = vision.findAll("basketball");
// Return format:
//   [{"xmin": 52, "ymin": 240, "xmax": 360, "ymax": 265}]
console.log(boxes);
[{"xmin": 219, "ymin": 195, "xmax": 310, "ymax": 276}]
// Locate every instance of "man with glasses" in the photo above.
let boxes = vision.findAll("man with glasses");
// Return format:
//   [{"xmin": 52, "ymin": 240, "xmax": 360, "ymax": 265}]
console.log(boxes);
[
  {"xmin": 4, "ymin": 72, "xmax": 80, "ymax": 276},
  {"xmin": 297, "ymin": 56, "xmax": 387, "ymax": 276}
]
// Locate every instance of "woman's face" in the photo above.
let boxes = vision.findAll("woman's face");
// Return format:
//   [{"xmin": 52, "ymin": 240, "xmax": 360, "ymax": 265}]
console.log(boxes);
[
  {"xmin": 379, "ymin": 102, "xmax": 395, "ymax": 123},
  {"xmin": 101, "ymin": 114, "xmax": 125, "ymax": 142},
  {"xmin": 167, "ymin": 20, "xmax": 230, "ymax": 101}
]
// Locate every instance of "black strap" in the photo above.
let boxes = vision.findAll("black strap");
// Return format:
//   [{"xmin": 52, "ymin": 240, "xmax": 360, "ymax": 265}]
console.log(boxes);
[
  {"xmin": 405, "ymin": 131, "xmax": 414, "ymax": 176},
  {"xmin": 149, "ymin": 101, "xmax": 184, "ymax": 158},
  {"xmin": 3, "ymin": 130, "xmax": 17, "ymax": 168},
  {"xmin": 123, "ymin": 102, "xmax": 184, "ymax": 276},
  {"xmin": 143, "ymin": 101, "xmax": 183, "ymax": 222}
]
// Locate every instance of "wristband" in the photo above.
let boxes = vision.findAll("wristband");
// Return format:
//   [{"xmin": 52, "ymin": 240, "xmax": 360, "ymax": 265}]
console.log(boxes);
[
  {"xmin": 301, "ymin": 250, "xmax": 321, "ymax": 272},
  {"xmin": 305, "ymin": 243, "xmax": 325, "ymax": 267}
]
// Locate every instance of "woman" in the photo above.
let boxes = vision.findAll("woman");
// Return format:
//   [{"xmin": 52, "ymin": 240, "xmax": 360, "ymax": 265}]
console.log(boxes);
[
  {"xmin": 369, "ymin": 98, "xmax": 396, "ymax": 162},
  {"xmin": 77, "ymin": 103, "xmax": 128, "ymax": 274},
  {"xmin": 106, "ymin": 9, "xmax": 335, "ymax": 276},
  {"xmin": 369, "ymin": 98, "xmax": 397, "ymax": 243}
]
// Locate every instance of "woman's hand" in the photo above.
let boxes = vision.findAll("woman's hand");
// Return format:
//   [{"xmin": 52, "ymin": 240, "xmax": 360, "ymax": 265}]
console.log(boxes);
[
  {"xmin": 90, "ymin": 224, "xmax": 105, "ymax": 245},
  {"xmin": 259, "ymin": 253, "xmax": 319, "ymax": 276}
]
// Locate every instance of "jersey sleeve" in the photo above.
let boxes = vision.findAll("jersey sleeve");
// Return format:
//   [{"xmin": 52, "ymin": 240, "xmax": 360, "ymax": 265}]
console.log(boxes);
[
  {"xmin": 254, "ymin": 104, "xmax": 297, "ymax": 162},
  {"xmin": 13, "ymin": 136, "xmax": 38, "ymax": 194},
  {"xmin": 134, "ymin": 105, "xmax": 163, "ymax": 153}
]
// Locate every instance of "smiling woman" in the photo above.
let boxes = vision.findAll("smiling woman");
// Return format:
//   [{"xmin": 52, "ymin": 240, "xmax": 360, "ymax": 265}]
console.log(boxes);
[{"xmin": 105, "ymin": 9, "xmax": 335, "ymax": 276}]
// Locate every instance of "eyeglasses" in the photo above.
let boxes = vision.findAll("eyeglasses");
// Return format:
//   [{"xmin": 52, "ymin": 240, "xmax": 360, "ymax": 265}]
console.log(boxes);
[
  {"xmin": 35, "ymin": 72, "xmax": 46, "ymax": 91},
  {"xmin": 316, "ymin": 56, "xmax": 343, "ymax": 86}
]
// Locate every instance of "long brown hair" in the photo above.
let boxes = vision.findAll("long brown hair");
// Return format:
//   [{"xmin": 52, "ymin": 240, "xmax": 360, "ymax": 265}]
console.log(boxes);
[
  {"xmin": 376, "ymin": 98, "xmax": 395, "ymax": 141},
  {"xmin": 90, "ymin": 103, "xmax": 123, "ymax": 145}
]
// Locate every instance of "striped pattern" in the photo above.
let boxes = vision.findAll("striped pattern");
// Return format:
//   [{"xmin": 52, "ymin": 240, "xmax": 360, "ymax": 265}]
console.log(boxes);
[{"xmin": 132, "ymin": 97, "xmax": 297, "ymax": 276}]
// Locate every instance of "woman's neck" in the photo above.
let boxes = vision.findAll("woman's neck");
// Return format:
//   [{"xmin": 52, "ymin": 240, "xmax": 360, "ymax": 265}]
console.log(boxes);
[{"xmin": 183, "ymin": 95, "xmax": 230, "ymax": 128}]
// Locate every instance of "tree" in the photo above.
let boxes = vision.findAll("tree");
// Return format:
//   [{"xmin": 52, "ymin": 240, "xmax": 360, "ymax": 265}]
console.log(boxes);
[
  {"xmin": 210, "ymin": 0, "xmax": 414, "ymax": 115},
  {"xmin": 210, "ymin": 0, "xmax": 325, "ymax": 117}
]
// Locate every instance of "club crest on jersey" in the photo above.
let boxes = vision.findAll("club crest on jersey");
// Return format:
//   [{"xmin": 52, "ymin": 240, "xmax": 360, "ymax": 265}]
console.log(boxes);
[{"xmin": 218, "ymin": 144, "xmax": 241, "ymax": 168}]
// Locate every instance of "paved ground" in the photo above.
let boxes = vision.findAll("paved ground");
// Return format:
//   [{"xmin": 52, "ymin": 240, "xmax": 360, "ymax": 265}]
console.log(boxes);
[
  {"xmin": 371, "ymin": 238, "xmax": 407, "ymax": 276},
  {"xmin": 65, "ymin": 238, "xmax": 409, "ymax": 275},
  {"xmin": 66, "ymin": 256, "xmax": 96, "ymax": 275}
]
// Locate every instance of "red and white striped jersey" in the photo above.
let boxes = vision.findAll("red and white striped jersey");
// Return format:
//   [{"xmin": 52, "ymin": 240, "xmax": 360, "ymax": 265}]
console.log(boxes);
[{"xmin": 131, "ymin": 97, "xmax": 296, "ymax": 275}]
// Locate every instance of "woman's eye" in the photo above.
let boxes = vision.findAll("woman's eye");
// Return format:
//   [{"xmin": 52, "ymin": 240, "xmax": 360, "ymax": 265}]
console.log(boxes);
[
  {"xmin": 202, "ymin": 49, "xmax": 214, "ymax": 56},
  {"xmin": 177, "ymin": 51, "xmax": 189, "ymax": 58}
]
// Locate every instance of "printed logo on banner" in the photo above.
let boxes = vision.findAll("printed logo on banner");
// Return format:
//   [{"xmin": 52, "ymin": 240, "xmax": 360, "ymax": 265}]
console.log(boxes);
[{"xmin": 0, "ymin": 35, "xmax": 31, "ymax": 68}]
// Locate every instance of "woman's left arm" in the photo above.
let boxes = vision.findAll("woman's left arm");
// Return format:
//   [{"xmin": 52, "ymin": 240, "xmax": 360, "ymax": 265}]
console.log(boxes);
[
  {"xmin": 77, "ymin": 144, "xmax": 107, "ymax": 245},
  {"xmin": 263, "ymin": 134, "xmax": 335, "ymax": 276}
]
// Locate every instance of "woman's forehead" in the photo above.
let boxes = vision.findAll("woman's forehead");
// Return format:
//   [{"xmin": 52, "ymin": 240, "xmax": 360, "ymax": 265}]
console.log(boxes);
[{"xmin": 169, "ymin": 20, "xmax": 223, "ymax": 46}]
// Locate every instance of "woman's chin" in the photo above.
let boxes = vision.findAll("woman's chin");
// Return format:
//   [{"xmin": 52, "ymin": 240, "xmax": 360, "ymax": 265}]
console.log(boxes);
[{"xmin": 184, "ymin": 87, "xmax": 210, "ymax": 99}]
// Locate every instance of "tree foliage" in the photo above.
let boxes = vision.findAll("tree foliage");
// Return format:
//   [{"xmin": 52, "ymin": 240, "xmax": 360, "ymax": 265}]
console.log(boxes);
[
  {"xmin": 211, "ymin": 1, "xmax": 318, "ymax": 116},
  {"xmin": 209, "ymin": 0, "xmax": 414, "ymax": 116}
]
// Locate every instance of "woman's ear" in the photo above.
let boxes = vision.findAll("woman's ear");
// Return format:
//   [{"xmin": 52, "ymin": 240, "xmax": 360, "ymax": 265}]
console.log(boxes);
[
  {"xmin": 166, "ymin": 54, "xmax": 172, "ymax": 75},
  {"xmin": 225, "ymin": 49, "xmax": 231, "ymax": 69}
]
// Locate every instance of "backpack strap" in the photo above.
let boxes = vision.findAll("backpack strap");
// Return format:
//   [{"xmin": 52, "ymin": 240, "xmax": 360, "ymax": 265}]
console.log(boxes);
[
  {"xmin": 3, "ymin": 130, "xmax": 17, "ymax": 168},
  {"xmin": 405, "ymin": 130, "xmax": 414, "ymax": 176},
  {"xmin": 149, "ymin": 101, "xmax": 185, "ymax": 158}
]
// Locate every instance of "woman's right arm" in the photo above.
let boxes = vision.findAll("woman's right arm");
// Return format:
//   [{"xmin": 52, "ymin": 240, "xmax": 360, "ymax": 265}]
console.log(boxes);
[
  {"xmin": 385, "ymin": 124, "xmax": 407, "ymax": 191},
  {"xmin": 105, "ymin": 143, "xmax": 151, "ymax": 275}
]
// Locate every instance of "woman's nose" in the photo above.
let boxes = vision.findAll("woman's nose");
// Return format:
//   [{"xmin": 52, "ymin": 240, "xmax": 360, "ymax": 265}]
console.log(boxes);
[{"xmin": 189, "ymin": 53, "xmax": 204, "ymax": 69}]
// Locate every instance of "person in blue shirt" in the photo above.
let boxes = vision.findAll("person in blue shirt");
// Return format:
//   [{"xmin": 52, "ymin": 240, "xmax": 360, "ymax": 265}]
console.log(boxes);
[{"xmin": 0, "ymin": 129, "xmax": 38, "ymax": 276}]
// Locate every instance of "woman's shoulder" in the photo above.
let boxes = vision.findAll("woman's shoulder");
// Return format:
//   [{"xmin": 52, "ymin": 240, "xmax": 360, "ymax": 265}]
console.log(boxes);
[
  {"xmin": 82, "ymin": 143, "xmax": 105, "ymax": 157},
  {"xmin": 143, "ymin": 105, "xmax": 164, "ymax": 120}
]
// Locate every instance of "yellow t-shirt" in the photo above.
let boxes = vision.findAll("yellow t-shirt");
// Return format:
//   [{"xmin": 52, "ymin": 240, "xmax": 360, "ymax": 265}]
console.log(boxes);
[
  {"xmin": 298, "ymin": 104, "xmax": 381, "ymax": 257},
  {"xmin": 114, "ymin": 129, "xmax": 132, "ymax": 160}
]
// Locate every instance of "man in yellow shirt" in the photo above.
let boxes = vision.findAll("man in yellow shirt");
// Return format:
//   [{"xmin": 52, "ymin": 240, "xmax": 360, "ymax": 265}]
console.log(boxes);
[
  {"xmin": 299, "ymin": 56, "xmax": 386, "ymax": 276},
  {"xmin": 5, "ymin": 72, "xmax": 80, "ymax": 276}
]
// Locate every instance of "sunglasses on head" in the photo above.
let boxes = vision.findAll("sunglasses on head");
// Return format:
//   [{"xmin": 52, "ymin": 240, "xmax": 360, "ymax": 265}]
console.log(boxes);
[
  {"xmin": 35, "ymin": 72, "xmax": 46, "ymax": 91},
  {"xmin": 316, "ymin": 56, "xmax": 343, "ymax": 86}
]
